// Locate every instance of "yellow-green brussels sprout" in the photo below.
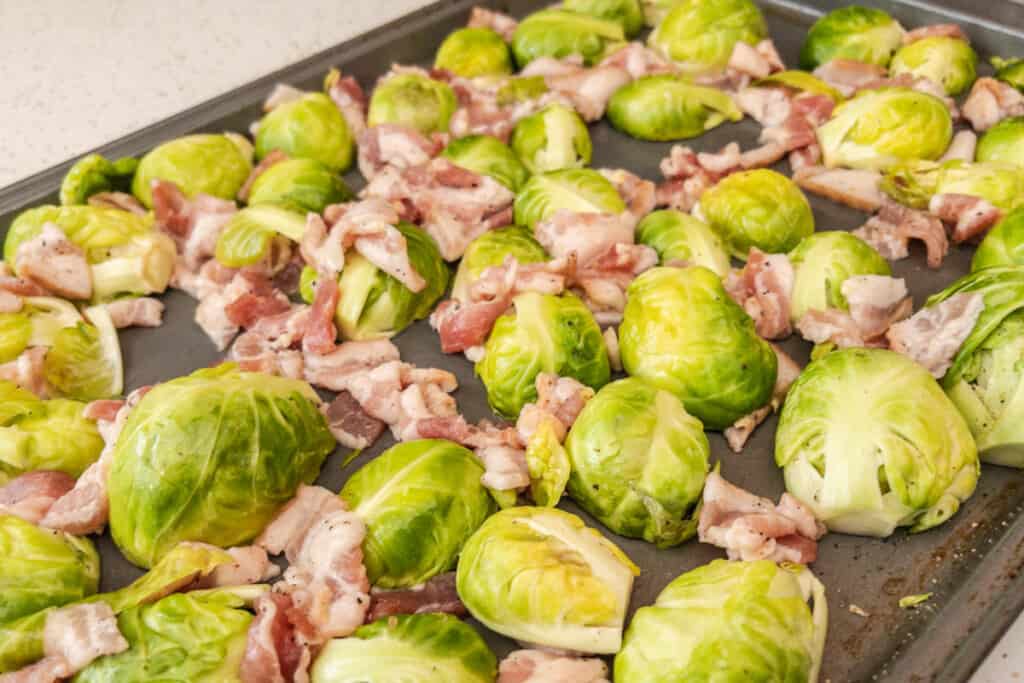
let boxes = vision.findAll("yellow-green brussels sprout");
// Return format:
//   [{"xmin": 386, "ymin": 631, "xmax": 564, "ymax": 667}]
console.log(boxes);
[
  {"xmin": 441, "ymin": 135, "xmax": 530, "ymax": 192},
  {"xmin": 456, "ymin": 506, "xmax": 638, "ymax": 654},
  {"xmin": 59, "ymin": 153, "xmax": 138, "ymax": 206},
  {"xmin": 700, "ymin": 169, "xmax": 815, "ymax": 259},
  {"xmin": 367, "ymin": 73, "xmax": 457, "ymax": 136},
  {"xmin": 776, "ymin": 348, "xmax": 978, "ymax": 537},
  {"xmin": 756, "ymin": 70, "xmax": 846, "ymax": 103},
  {"xmin": 881, "ymin": 159, "xmax": 1024, "ymax": 211},
  {"xmin": 512, "ymin": 9, "xmax": 626, "ymax": 68},
  {"xmin": 607, "ymin": 75, "xmax": 743, "ymax": 141},
  {"xmin": 564, "ymin": 0, "xmax": 644, "ymax": 38},
  {"xmin": 340, "ymin": 439, "xmax": 495, "ymax": 589},
  {"xmin": 817, "ymin": 87, "xmax": 953, "ymax": 170},
  {"xmin": 451, "ymin": 226, "xmax": 548, "ymax": 302},
  {"xmin": 435, "ymin": 27, "xmax": 513, "ymax": 78},
  {"xmin": 974, "ymin": 208, "xmax": 1024, "ymax": 270},
  {"xmin": 312, "ymin": 613, "xmax": 497, "ymax": 683},
  {"xmin": 511, "ymin": 104, "xmax": 592, "ymax": 174},
  {"xmin": 255, "ymin": 93, "xmax": 354, "ymax": 172},
  {"xmin": 977, "ymin": 116, "xmax": 1024, "ymax": 167},
  {"xmin": 215, "ymin": 204, "xmax": 307, "ymax": 268},
  {"xmin": 799, "ymin": 5, "xmax": 905, "ymax": 70},
  {"xmin": 246, "ymin": 158, "xmax": 353, "ymax": 213},
  {"xmin": 890, "ymin": 37, "xmax": 977, "ymax": 96},
  {"xmin": 0, "ymin": 514, "xmax": 100, "ymax": 623},
  {"xmin": 108, "ymin": 365, "xmax": 335, "ymax": 568},
  {"xmin": 648, "ymin": 0, "xmax": 767, "ymax": 76},
  {"xmin": 566, "ymin": 378, "xmax": 709, "ymax": 547},
  {"xmin": 524, "ymin": 417, "xmax": 571, "ymax": 507},
  {"xmin": 788, "ymin": 231, "xmax": 891, "ymax": 321},
  {"xmin": 993, "ymin": 56, "xmax": 1024, "ymax": 92},
  {"xmin": 636, "ymin": 210, "xmax": 730, "ymax": 276},
  {"xmin": 619, "ymin": 266, "xmax": 777, "ymax": 429},
  {"xmin": 477, "ymin": 292, "xmax": 610, "ymax": 418},
  {"xmin": 615, "ymin": 559, "xmax": 828, "ymax": 683},
  {"xmin": 513, "ymin": 168, "xmax": 626, "ymax": 230},
  {"xmin": 132, "ymin": 133, "xmax": 253, "ymax": 208}
]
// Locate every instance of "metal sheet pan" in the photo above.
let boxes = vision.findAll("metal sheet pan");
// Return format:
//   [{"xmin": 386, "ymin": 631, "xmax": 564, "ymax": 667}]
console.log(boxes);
[{"xmin": 2, "ymin": 1, "xmax": 1023, "ymax": 681}]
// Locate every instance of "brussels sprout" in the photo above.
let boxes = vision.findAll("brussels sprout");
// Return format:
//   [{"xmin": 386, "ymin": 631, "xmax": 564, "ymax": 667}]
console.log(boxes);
[
  {"xmin": 451, "ymin": 226, "xmax": 548, "ymax": 302},
  {"xmin": 566, "ymin": 378, "xmax": 709, "ymax": 547},
  {"xmin": 636, "ymin": 210, "xmax": 730, "ymax": 276},
  {"xmin": 441, "ymin": 135, "xmax": 531, "ymax": 192},
  {"xmin": 246, "ymin": 158, "xmax": 353, "ymax": 213},
  {"xmin": 59, "ymin": 153, "xmax": 138, "ymax": 206},
  {"xmin": 511, "ymin": 104, "xmax": 592, "ymax": 174},
  {"xmin": 340, "ymin": 439, "xmax": 494, "ymax": 589},
  {"xmin": 312, "ymin": 613, "xmax": 496, "ymax": 683},
  {"xmin": 817, "ymin": 87, "xmax": 953, "ymax": 170},
  {"xmin": 108, "ymin": 365, "xmax": 334, "ymax": 568},
  {"xmin": 977, "ymin": 116, "xmax": 1024, "ymax": 167},
  {"xmin": 0, "ymin": 296, "xmax": 80, "ymax": 366},
  {"xmin": 619, "ymin": 266, "xmax": 777, "ymax": 429},
  {"xmin": 799, "ymin": 6, "xmax": 905, "ymax": 69},
  {"xmin": 973, "ymin": 208, "xmax": 1024, "ymax": 270},
  {"xmin": 512, "ymin": 9, "xmax": 626, "ymax": 68},
  {"xmin": 700, "ymin": 169, "xmax": 815, "ymax": 258},
  {"xmin": 648, "ymin": 0, "xmax": 767, "ymax": 75},
  {"xmin": 564, "ymin": 0, "xmax": 644, "ymax": 38},
  {"xmin": 777, "ymin": 348, "xmax": 978, "ymax": 536},
  {"xmin": 435, "ymin": 27, "xmax": 513, "ymax": 78},
  {"xmin": 456, "ymin": 506, "xmax": 638, "ymax": 654},
  {"xmin": 513, "ymin": 168, "xmax": 626, "ymax": 230},
  {"xmin": 993, "ymin": 56, "xmax": 1024, "ymax": 92},
  {"xmin": 44, "ymin": 306, "xmax": 123, "ymax": 401},
  {"xmin": 132, "ymin": 133, "xmax": 253, "ymax": 208},
  {"xmin": 367, "ymin": 73, "xmax": 457, "ymax": 136},
  {"xmin": 477, "ymin": 292, "xmax": 610, "ymax": 418},
  {"xmin": 756, "ymin": 70, "xmax": 846, "ymax": 103},
  {"xmin": 255, "ymin": 93, "xmax": 354, "ymax": 172},
  {"xmin": 215, "ymin": 204, "xmax": 307, "ymax": 268},
  {"xmin": 788, "ymin": 231, "xmax": 891, "ymax": 321},
  {"xmin": 890, "ymin": 37, "xmax": 977, "ymax": 96},
  {"xmin": 881, "ymin": 159, "xmax": 1024, "ymax": 211},
  {"xmin": 607, "ymin": 75, "xmax": 743, "ymax": 141},
  {"xmin": 615, "ymin": 559, "xmax": 828, "ymax": 683},
  {"xmin": 524, "ymin": 417, "xmax": 572, "ymax": 507},
  {"xmin": 0, "ymin": 315, "xmax": 30, "ymax": 366}
]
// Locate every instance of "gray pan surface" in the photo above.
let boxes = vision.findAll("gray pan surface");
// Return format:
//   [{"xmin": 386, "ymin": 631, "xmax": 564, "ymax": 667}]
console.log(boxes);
[{"xmin": 1, "ymin": 1, "xmax": 1023, "ymax": 681}]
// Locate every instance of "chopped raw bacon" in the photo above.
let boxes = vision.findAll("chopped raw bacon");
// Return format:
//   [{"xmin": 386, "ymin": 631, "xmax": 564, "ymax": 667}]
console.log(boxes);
[
  {"xmin": 238, "ymin": 150, "xmax": 289, "ymax": 202},
  {"xmin": 0, "ymin": 347, "xmax": 50, "ymax": 398},
  {"xmin": 0, "ymin": 289, "xmax": 21, "ymax": 314},
  {"xmin": 963, "ymin": 77, "xmax": 1024, "ymax": 132},
  {"xmin": 0, "ymin": 470, "xmax": 76, "ymax": 525},
  {"xmin": 430, "ymin": 297, "xmax": 510, "ymax": 354},
  {"xmin": 302, "ymin": 338, "xmax": 401, "ymax": 392},
  {"xmin": 240, "ymin": 592, "xmax": 312, "ymax": 683},
  {"xmin": 887, "ymin": 293, "xmax": 984, "ymax": 378},
  {"xmin": 327, "ymin": 70, "xmax": 368, "ymax": 140},
  {"xmin": 415, "ymin": 414, "xmax": 520, "ymax": 450},
  {"xmin": 323, "ymin": 389, "xmax": 386, "ymax": 450},
  {"xmin": 197, "ymin": 271, "xmax": 291, "ymax": 351},
  {"xmin": 516, "ymin": 373, "xmax": 594, "ymax": 445},
  {"xmin": 366, "ymin": 572, "xmax": 466, "ymax": 622},
  {"xmin": 939, "ymin": 130, "xmax": 978, "ymax": 162},
  {"xmin": 195, "ymin": 546, "xmax": 281, "ymax": 589},
  {"xmin": 599, "ymin": 42, "xmax": 677, "ymax": 79},
  {"xmin": 600, "ymin": 168, "xmax": 657, "ymax": 220},
  {"xmin": 788, "ymin": 144, "xmax": 822, "ymax": 172},
  {"xmin": 794, "ymin": 166, "xmax": 883, "ymax": 212},
  {"xmin": 498, "ymin": 650, "xmax": 610, "ymax": 683},
  {"xmin": 726, "ymin": 248, "xmax": 795, "ymax": 340},
  {"xmin": 356, "ymin": 124, "xmax": 443, "ymax": 180},
  {"xmin": 724, "ymin": 344, "xmax": 801, "ymax": 452},
  {"xmin": 604, "ymin": 326, "xmax": 622, "ymax": 372},
  {"xmin": 698, "ymin": 471, "xmax": 826, "ymax": 564},
  {"xmin": 929, "ymin": 193, "xmax": 1004, "ymax": 243},
  {"xmin": 724, "ymin": 39, "xmax": 785, "ymax": 83},
  {"xmin": 0, "ymin": 261, "xmax": 51, "ymax": 298},
  {"xmin": 812, "ymin": 59, "xmax": 887, "ymax": 97},
  {"xmin": 853, "ymin": 198, "xmax": 949, "ymax": 268},
  {"xmin": 544, "ymin": 65, "xmax": 632, "ymax": 122},
  {"xmin": 82, "ymin": 399, "xmax": 125, "ymax": 423},
  {"xmin": 103, "ymin": 296, "xmax": 165, "ymax": 329},
  {"xmin": 262, "ymin": 83, "xmax": 306, "ymax": 112},
  {"xmin": 302, "ymin": 277, "xmax": 340, "ymax": 355},
  {"xmin": 152, "ymin": 180, "xmax": 238, "ymax": 271},
  {"xmin": 735, "ymin": 86, "xmax": 793, "ymax": 127},
  {"xmin": 15, "ymin": 223, "xmax": 92, "ymax": 300},
  {"xmin": 478, "ymin": 445, "xmax": 530, "ymax": 491},
  {"xmin": 904, "ymin": 24, "xmax": 968, "ymax": 45},
  {"xmin": 795, "ymin": 276, "xmax": 911, "ymax": 350},
  {"xmin": 467, "ymin": 6, "xmax": 518, "ymax": 42},
  {"xmin": 87, "ymin": 191, "xmax": 147, "ymax": 214},
  {"xmin": 230, "ymin": 306, "xmax": 310, "ymax": 378},
  {"xmin": 574, "ymin": 243, "xmax": 658, "ymax": 325},
  {"xmin": 535, "ymin": 210, "xmax": 636, "ymax": 264}
]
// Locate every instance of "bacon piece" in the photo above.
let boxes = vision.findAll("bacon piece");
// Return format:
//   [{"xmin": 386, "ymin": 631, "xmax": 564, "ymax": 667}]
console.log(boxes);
[
  {"xmin": 735, "ymin": 86, "xmax": 792, "ymax": 127},
  {"xmin": 197, "ymin": 271, "xmax": 290, "ymax": 351},
  {"xmin": 262, "ymin": 83, "xmax": 305, "ymax": 113},
  {"xmin": 812, "ymin": 59, "xmax": 887, "ymax": 97},
  {"xmin": 794, "ymin": 166, "xmax": 883, "ymax": 212},
  {"xmin": 0, "ymin": 470, "xmax": 76, "ymax": 524},
  {"xmin": 238, "ymin": 150, "xmax": 289, "ymax": 202},
  {"xmin": 939, "ymin": 130, "xmax": 978, "ymax": 163},
  {"xmin": 152, "ymin": 180, "xmax": 238, "ymax": 271},
  {"xmin": 726, "ymin": 249, "xmax": 795, "ymax": 340},
  {"xmin": 535, "ymin": 210, "xmax": 636, "ymax": 265},
  {"xmin": 604, "ymin": 326, "xmax": 622, "ymax": 372},
  {"xmin": 887, "ymin": 293, "xmax": 984, "ymax": 378},
  {"xmin": 904, "ymin": 24, "xmax": 968, "ymax": 45},
  {"xmin": 0, "ymin": 263, "xmax": 51, "ymax": 298},
  {"xmin": 430, "ymin": 297, "xmax": 510, "ymax": 354},
  {"xmin": 478, "ymin": 445, "xmax": 530, "ymax": 491},
  {"xmin": 87, "ymin": 191, "xmax": 147, "ymax": 214},
  {"xmin": 322, "ymin": 201, "xmax": 427, "ymax": 291},
  {"xmin": 102, "ymin": 296, "xmax": 165, "ymax": 329},
  {"xmin": 795, "ymin": 276, "xmax": 911, "ymax": 350},
  {"xmin": 0, "ymin": 289, "xmax": 21, "ymax": 314},
  {"xmin": 302, "ymin": 339, "xmax": 401, "ymax": 392},
  {"xmin": 853, "ymin": 198, "xmax": 949, "ymax": 267},
  {"xmin": 929, "ymin": 193, "xmax": 1003, "ymax": 243},
  {"xmin": 516, "ymin": 373, "xmax": 595, "ymax": 445},
  {"xmin": 573, "ymin": 243, "xmax": 658, "ymax": 325},
  {"xmin": 726, "ymin": 39, "xmax": 784, "ymax": 82},
  {"xmin": 195, "ymin": 546, "xmax": 280, "ymax": 589},
  {"xmin": 366, "ymin": 572, "xmax": 465, "ymax": 622},
  {"xmin": 963, "ymin": 77, "xmax": 1024, "ymax": 132},
  {"xmin": 0, "ymin": 347, "xmax": 50, "ymax": 398},
  {"xmin": 327, "ymin": 71, "xmax": 368, "ymax": 140},
  {"xmin": 240, "ymin": 592, "xmax": 312, "ymax": 683},
  {"xmin": 323, "ymin": 389, "xmax": 386, "ymax": 450},
  {"xmin": 600, "ymin": 168, "xmax": 657, "ymax": 220},
  {"xmin": 230, "ymin": 306, "xmax": 310, "ymax": 378},
  {"xmin": 498, "ymin": 650, "xmax": 610, "ymax": 683},
  {"xmin": 467, "ymin": 6, "xmax": 518, "ymax": 42},
  {"xmin": 357, "ymin": 124, "xmax": 443, "ymax": 180},
  {"xmin": 724, "ymin": 344, "xmax": 801, "ymax": 452},
  {"xmin": 600, "ymin": 42, "xmax": 677, "ymax": 79},
  {"xmin": 302, "ymin": 277, "xmax": 340, "ymax": 355},
  {"xmin": 14, "ymin": 223, "xmax": 92, "ymax": 300},
  {"xmin": 83, "ymin": 399, "xmax": 124, "ymax": 423},
  {"xmin": 544, "ymin": 65, "xmax": 632, "ymax": 122}
]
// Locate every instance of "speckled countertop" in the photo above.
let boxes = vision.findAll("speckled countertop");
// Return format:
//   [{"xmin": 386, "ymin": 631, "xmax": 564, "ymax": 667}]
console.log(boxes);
[{"xmin": 0, "ymin": 1, "xmax": 1020, "ymax": 680}]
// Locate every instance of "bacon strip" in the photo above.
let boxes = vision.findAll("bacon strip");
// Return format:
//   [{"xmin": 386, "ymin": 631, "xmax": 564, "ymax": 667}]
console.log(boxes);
[
  {"xmin": 0, "ymin": 470, "xmax": 76, "ymax": 525},
  {"xmin": 102, "ymin": 297, "xmax": 165, "ymax": 329},
  {"xmin": 14, "ymin": 223, "xmax": 92, "ymax": 300},
  {"xmin": 365, "ymin": 572, "xmax": 465, "ymax": 622},
  {"xmin": 853, "ymin": 198, "xmax": 949, "ymax": 268},
  {"xmin": 322, "ymin": 390, "xmax": 385, "ymax": 450},
  {"xmin": 467, "ymin": 6, "xmax": 518, "ymax": 42},
  {"xmin": 963, "ymin": 77, "xmax": 1024, "ymax": 132},
  {"xmin": 498, "ymin": 650, "xmax": 610, "ymax": 683},
  {"xmin": 929, "ymin": 193, "xmax": 1004, "ymax": 244},
  {"xmin": 152, "ymin": 180, "xmax": 237, "ymax": 271},
  {"xmin": 887, "ymin": 293, "xmax": 985, "ymax": 378},
  {"xmin": 725, "ymin": 249, "xmax": 795, "ymax": 340}
]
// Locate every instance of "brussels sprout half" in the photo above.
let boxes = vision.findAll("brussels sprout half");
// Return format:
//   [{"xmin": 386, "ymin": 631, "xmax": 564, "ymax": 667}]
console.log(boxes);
[
  {"xmin": 441, "ymin": 135, "xmax": 531, "ymax": 193},
  {"xmin": 636, "ymin": 209, "xmax": 730, "ymax": 276},
  {"xmin": 992, "ymin": 56, "xmax": 1024, "ymax": 92},
  {"xmin": 59, "ymin": 153, "xmax": 138, "ymax": 206},
  {"xmin": 367, "ymin": 73, "xmax": 458, "ymax": 136},
  {"xmin": 756, "ymin": 70, "xmax": 845, "ymax": 103},
  {"xmin": 132, "ymin": 133, "xmax": 253, "ymax": 208},
  {"xmin": 435, "ymin": 27, "xmax": 514, "ymax": 78},
  {"xmin": 777, "ymin": 348, "xmax": 978, "ymax": 536},
  {"xmin": 977, "ymin": 115, "xmax": 1024, "ymax": 167},
  {"xmin": 648, "ymin": 0, "xmax": 767, "ymax": 75},
  {"xmin": 974, "ymin": 208, "xmax": 1024, "ymax": 270},
  {"xmin": 246, "ymin": 157, "xmax": 353, "ymax": 213},
  {"xmin": 564, "ymin": 0, "xmax": 644, "ymax": 38},
  {"xmin": 511, "ymin": 103, "xmax": 592, "ymax": 174},
  {"xmin": 881, "ymin": 160, "xmax": 1024, "ymax": 211},
  {"xmin": 799, "ymin": 5, "xmax": 905, "ymax": 70},
  {"xmin": 512, "ymin": 9, "xmax": 626, "ymax": 68},
  {"xmin": 607, "ymin": 75, "xmax": 743, "ymax": 141},
  {"xmin": 451, "ymin": 226, "xmax": 549, "ymax": 302},
  {"xmin": 890, "ymin": 36, "xmax": 978, "ymax": 96},
  {"xmin": 256, "ymin": 93, "xmax": 354, "ymax": 172},
  {"xmin": 513, "ymin": 168, "xmax": 626, "ymax": 230},
  {"xmin": 788, "ymin": 231, "xmax": 891, "ymax": 321},
  {"xmin": 215, "ymin": 204, "xmax": 308, "ymax": 268},
  {"xmin": 44, "ymin": 306, "xmax": 124, "ymax": 401}
]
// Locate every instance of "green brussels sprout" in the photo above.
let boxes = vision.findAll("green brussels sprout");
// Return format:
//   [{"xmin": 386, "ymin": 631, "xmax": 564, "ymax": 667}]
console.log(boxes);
[
  {"xmin": 513, "ymin": 168, "xmax": 626, "ymax": 230},
  {"xmin": 367, "ymin": 73, "xmax": 457, "ymax": 136},
  {"xmin": 756, "ymin": 70, "xmax": 845, "ymax": 103},
  {"xmin": 451, "ymin": 226, "xmax": 548, "ymax": 302},
  {"xmin": 619, "ymin": 266, "xmax": 777, "ymax": 429},
  {"xmin": 108, "ymin": 364, "xmax": 335, "ymax": 568},
  {"xmin": 648, "ymin": 0, "xmax": 767, "ymax": 76},
  {"xmin": 799, "ymin": 6, "xmax": 905, "ymax": 70},
  {"xmin": 524, "ymin": 416, "xmax": 571, "ymax": 507},
  {"xmin": 788, "ymin": 231, "xmax": 891, "ymax": 321},
  {"xmin": 255, "ymin": 93, "xmax": 354, "ymax": 172},
  {"xmin": 636, "ymin": 210, "xmax": 730, "ymax": 276},
  {"xmin": 992, "ymin": 56, "xmax": 1024, "ymax": 92},
  {"xmin": 511, "ymin": 104, "xmax": 592, "ymax": 174},
  {"xmin": 615, "ymin": 559, "xmax": 828, "ymax": 683},
  {"xmin": 59, "ymin": 153, "xmax": 138, "ymax": 206},
  {"xmin": 477, "ymin": 292, "xmax": 610, "ymax": 418},
  {"xmin": 435, "ymin": 27, "xmax": 513, "ymax": 78},
  {"xmin": 312, "ymin": 613, "xmax": 497, "ymax": 683},
  {"xmin": 0, "ymin": 296, "xmax": 78, "ymax": 366},
  {"xmin": 777, "ymin": 348, "xmax": 978, "ymax": 536},
  {"xmin": 340, "ymin": 439, "xmax": 495, "ymax": 589},
  {"xmin": 0, "ymin": 514, "xmax": 100, "ymax": 623},
  {"xmin": 44, "ymin": 306, "xmax": 123, "ymax": 401},
  {"xmin": 973, "ymin": 208, "xmax": 1024, "ymax": 270},
  {"xmin": 566, "ymin": 377, "xmax": 709, "ymax": 547},
  {"xmin": 817, "ymin": 87, "xmax": 953, "ymax": 170},
  {"xmin": 441, "ymin": 135, "xmax": 531, "ymax": 192},
  {"xmin": 215, "ymin": 204, "xmax": 307, "ymax": 268},
  {"xmin": 132, "ymin": 133, "xmax": 253, "ymax": 208},
  {"xmin": 246, "ymin": 158, "xmax": 353, "ymax": 213},
  {"xmin": 512, "ymin": 9, "xmax": 626, "ymax": 68},
  {"xmin": 890, "ymin": 37, "xmax": 978, "ymax": 96},
  {"xmin": 881, "ymin": 159, "xmax": 1024, "ymax": 211},
  {"xmin": 0, "ymin": 314, "xmax": 31, "ymax": 365},
  {"xmin": 977, "ymin": 116, "xmax": 1024, "ymax": 167},
  {"xmin": 563, "ymin": 0, "xmax": 644, "ymax": 38},
  {"xmin": 456, "ymin": 506, "xmax": 638, "ymax": 654},
  {"xmin": 700, "ymin": 169, "xmax": 815, "ymax": 259},
  {"xmin": 607, "ymin": 75, "xmax": 743, "ymax": 141}
]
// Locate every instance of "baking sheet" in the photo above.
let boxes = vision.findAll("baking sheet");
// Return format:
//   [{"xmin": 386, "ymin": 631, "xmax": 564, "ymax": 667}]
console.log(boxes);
[{"xmin": 2, "ymin": 1, "xmax": 1024, "ymax": 681}]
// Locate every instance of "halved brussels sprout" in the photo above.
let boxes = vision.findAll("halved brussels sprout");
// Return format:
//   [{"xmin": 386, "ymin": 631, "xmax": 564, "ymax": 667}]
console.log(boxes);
[
  {"xmin": 524, "ymin": 417, "xmax": 571, "ymax": 507},
  {"xmin": 456, "ymin": 506, "xmax": 638, "ymax": 654},
  {"xmin": 0, "ymin": 314, "xmax": 30, "ymax": 365},
  {"xmin": 564, "ymin": 0, "xmax": 644, "ymax": 38},
  {"xmin": 451, "ymin": 226, "xmax": 548, "ymax": 302},
  {"xmin": 619, "ymin": 266, "xmax": 777, "ymax": 429},
  {"xmin": 108, "ymin": 364, "xmax": 335, "ymax": 568},
  {"xmin": 513, "ymin": 168, "xmax": 626, "ymax": 230},
  {"xmin": 256, "ymin": 93, "xmax": 354, "ymax": 172},
  {"xmin": 0, "ymin": 296, "xmax": 79, "ymax": 366},
  {"xmin": 817, "ymin": 87, "xmax": 953, "ymax": 170},
  {"xmin": 246, "ymin": 158, "xmax": 353, "ymax": 213},
  {"xmin": 511, "ymin": 103, "xmax": 592, "ymax": 174},
  {"xmin": 636, "ymin": 209, "xmax": 731, "ymax": 277},
  {"xmin": 700, "ymin": 169, "xmax": 815, "ymax": 258},
  {"xmin": 788, "ymin": 231, "xmax": 891, "ymax": 321},
  {"xmin": 799, "ymin": 5, "xmax": 905, "ymax": 69},
  {"xmin": 973, "ymin": 208, "xmax": 1024, "ymax": 270},
  {"xmin": 993, "ymin": 56, "xmax": 1024, "ymax": 92},
  {"xmin": 215, "ymin": 204, "xmax": 307, "ymax": 268},
  {"xmin": 566, "ymin": 377, "xmax": 709, "ymax": 547},
  {"xmin": 59, "ymin": 153, "xmax": 138, "ymax": 206},
  {"xmin": 881, "ymin": 159, "xmax": 1024, "ymax": 211},
  {"xmin": 977, "ymin": 116, "xmax": 1024, "ymax": 167},
  {"xmin": 312, "ymin": 613, "xmax": 497, "ymax": 683},
  {"xmin": 132, "ymin": 133, "xmax": 253, "ymax": 208},
  {"xmin": 340, "ymin": 439, "xmax": 494, "ymax": 589},
  {"xmin": 435, "ymin": 27, "xmax": 513, "ymax": 77},
  {"xmin": 756, "ymin": 70, "xmax": 845, "ymax": 103},
  {"xmin": 648, "ymin": 0, "xmax": 767, "ymax": 75},
  {"xmin": 777, "ymin": 347, "xmax": 978, "ymax": 536},
  {"xmin": 44, "ymin": 306, "xmax": 123, "ymax": 401},
  {"xmin": 367, "ymin": 73, "xmax": 457, "ymax": 136},
  {"xmin": 607, "ymin": 75, "xmax": 743, "ymax": 141},
  {"xmin": 615, "ymin": 560, "xmax": 828, "ymax": 683},
  {"xmin": 441, "ymin": 135, "xmax": 531, "ymax": 192},
  {"xmin": 477, "ymin": 292, "xmax": 610, "ymax": 418},
  {"xmin": 890, "ymin": 37, "xmax": 977, "ymax": 96},
  {"xmin": 512, "ymin": 9, "xmax": 626, "ymax": 68}
]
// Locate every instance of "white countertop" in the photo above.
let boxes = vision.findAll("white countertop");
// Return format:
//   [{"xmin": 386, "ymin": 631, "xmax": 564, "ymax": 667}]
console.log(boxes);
[{"xmin": 0, "ymin": 1, "xmax": 1020, "ymax": 680}]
